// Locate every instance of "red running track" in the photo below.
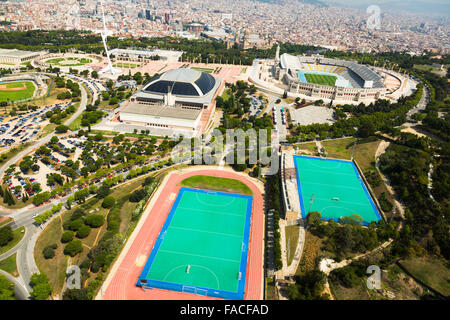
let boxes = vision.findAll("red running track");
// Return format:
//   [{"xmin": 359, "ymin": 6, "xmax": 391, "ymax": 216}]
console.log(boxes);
[{"xmin": 102, "ymin": 169, "xmax": 264, "ymax": 300}]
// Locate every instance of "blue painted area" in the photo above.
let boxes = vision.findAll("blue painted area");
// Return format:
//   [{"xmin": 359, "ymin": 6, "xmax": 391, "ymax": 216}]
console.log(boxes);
[
  {"xmin": 293, "ymin": 155, "xmax": 380, "ymax": 225},
  {"xmin": 136, "ymin": 187, "xmax": 253, "ymax": 300}
]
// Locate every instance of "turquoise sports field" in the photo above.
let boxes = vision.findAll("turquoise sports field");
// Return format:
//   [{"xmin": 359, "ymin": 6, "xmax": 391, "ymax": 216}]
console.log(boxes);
[
  {"xmin": 137, "ymin": 187, "xmax": 252, "ymax": 300},
  {"xmin": 294, "ymin": 155, "xmax": 381, "ymax": 224}
]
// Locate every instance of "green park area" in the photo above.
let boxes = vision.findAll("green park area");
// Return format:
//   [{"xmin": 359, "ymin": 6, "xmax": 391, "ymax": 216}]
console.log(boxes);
[
  {"xmin": 34, "ymin": 173, "xmax": 160, "ymax": 296},
  {"xmin": 0, "ymin": 81, "xmax": 36, "ymax": 102},
  {"xmin": 399, "ymin": 256, "xmax": 450, "ymax": 296},
  {"xmin": 179, "ymin": 175, "xmax": 252, "ymax": 195},
  {"xmin": 0, "ymin": 227, "xmax": 25, "ymax": 255},
  {"xmin": 0, "ymin": 253, "xmax": 18, "ymax": 276},
  {"xmin": 45, "ymin": 57, "xmax": 92, "ymax": 67},
  {"xmin": 190, "ymin": 67, "xmax": 215, "ymax": 74},
  {"xmin": 114, "ymin": 62, "xmax": 139, "ymax": 68}
]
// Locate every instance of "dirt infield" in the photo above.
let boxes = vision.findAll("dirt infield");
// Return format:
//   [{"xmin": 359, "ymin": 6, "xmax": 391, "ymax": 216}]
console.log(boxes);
[
  {"xmin": 0, "ymin": 83, "xmax": 27, "ymax": 91},
  {"xmin": 100, "ymin": 167, "xmax": 265, "ymax": 300}
]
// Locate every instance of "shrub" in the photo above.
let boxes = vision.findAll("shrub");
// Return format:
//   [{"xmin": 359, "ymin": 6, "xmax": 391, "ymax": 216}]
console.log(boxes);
[
  {"xmin": 85, "ymin": 214, "xmax": 105, "ymax": 228},
  {"xmin": 70, "ymin": 208, "xmax": 85, "ymax": 221},
  {"xmin": 30, "ymin": 273, "xmax": 52, "ymax": 300},
  {"xmin": 68, "ymin": 219, "xmax": 84, "ymax": 231},
  {"xmin": 0, "ymin": 226, "xmax": 13, "ymax": 246},
  {"xmin": 143, "ymin": 176, "xmax": 155, "ymax": 186},
  {"xmin": 61, "ymin": 231, "xmax": 75, "ymax": 243},
  {"xmin": 43, "ymin": 246, "xmax": 55, "ymax": 259},
  {"xmin": 55, "ymin": 125, "xmax": 69, "ymax": 133},
  {"xmin": 64, "ymin": 240, "xmax": 83, "ymax": 257},
  {"xmin": 96, "ymin": 185, "xmax": 110, "ymax": 199},
  {"xmin": 76, "ymin": 225, "xmax": 91, "ymax": 239},
  {"xmin": 129, "ymin": 189, "xmax": 147, "ymax": 202},
  {"xmin": 102, "ymin": 196, "xmax": 115, "ymax": 209}
]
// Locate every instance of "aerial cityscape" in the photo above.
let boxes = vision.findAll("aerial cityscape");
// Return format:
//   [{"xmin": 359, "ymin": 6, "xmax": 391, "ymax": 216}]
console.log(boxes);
[{"xmin": 0, "ymin": 0, "xmax": 448, "ymax": 310}]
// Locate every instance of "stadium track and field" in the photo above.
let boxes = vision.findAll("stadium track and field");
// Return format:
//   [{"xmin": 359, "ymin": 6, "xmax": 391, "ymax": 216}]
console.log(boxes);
[{"xmin": 99, "ymin": 167, "xmax": 264, "ymax": 300}]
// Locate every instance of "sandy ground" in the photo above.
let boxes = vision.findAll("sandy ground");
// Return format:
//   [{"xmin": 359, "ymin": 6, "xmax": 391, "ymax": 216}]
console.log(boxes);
[{"xmin": 289, "ymin": 105, "xmax": 335, "ymax": 126}]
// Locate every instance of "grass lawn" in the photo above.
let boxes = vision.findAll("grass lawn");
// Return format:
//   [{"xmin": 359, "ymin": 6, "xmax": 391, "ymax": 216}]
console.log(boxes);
[
  {"xmin": 221, "ymin": 89, "xmax": 232, "ymax": 103},
  {"xmin": 68, "ymin": 113, "xmax": 83, "ymax": 131},
  {"xmin": 0, "ymin": 143, "xmax": 31, "ymax": 167},
  {"xmin": 305, "ymin": 73, "xmax": 337, "ymax": 87},
  {"xmin": 34, "ymin": 216, "xmax": 67, "ymax": 294},
  {"xmin": 296, "ymin": 231, "xmax": 322, "ymax": 275},
  {"xmin": 285, "ymin": 225, "xmax": 299, "ymax": 266},
  {"xmin": 400, "ymin": 256, "xmax": 450, "ymax": 296},
  {"xmin": 190, "ymin": 67, "xmax": 214, "ymax": 74},
  {"xmin": 88, "ymin": 129, "xmax": 162, "ymax": 141},
  {"xmin": 321, "ymin": 137, "xmax": 356, "ymax": 159},
  {"xmin": 329, "ymin": 278, "xmax": 371, "ymax": 300},
  {"xmin": 19, "ymin": 81, "xmax": 67, "ymax": 108},
  {"xmin": 114, "ymin": 62, "xmax": 139, "ymax": 68},
  {"xmin": 0, "ymin": 253, "xmax": 18, "ymax": 276},
  {"xmin": 45, "ymin": 57, "xmax": 92, "ymax": 67},
  {"xmin": 0, "ymin": 190, "xmax": 33, "ymax": 210},
  {"xmin": 353, "ymin": 139, "xmax": 396, "ymax": 218},
  {"xmin": 294, "ymin": 142, "xmax": 318, "ymax": 155},
  {"xmin": 413, "ymin": 64, "xmax": 442, "ymax": 73},
  {"xmin": 0, "ymin": 217, "xmax": 12, "ymax": 227},
  {"xmin": 0, "ymin": 227, "xmax": 25, "ymax": 255},
  {"xmin": 265, "ymin": 277, "xmax": 278, "ymax": 300},
  {"xmin": 0, "ymin": 81, "xmax": 36, "ymax": 102},
  {"xmin": 42, "ymin": 101, "xmax": 81, "ymax": 135},
  {"xmin": 179, "ymin": 175, "xmax": 253, "ymax": 195}
]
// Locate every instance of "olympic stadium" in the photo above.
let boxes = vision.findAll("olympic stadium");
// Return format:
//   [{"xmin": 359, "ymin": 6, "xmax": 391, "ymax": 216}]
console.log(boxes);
[{"xmin": 272, "ymin": 53, "xmax": 387, "ymax": 103}]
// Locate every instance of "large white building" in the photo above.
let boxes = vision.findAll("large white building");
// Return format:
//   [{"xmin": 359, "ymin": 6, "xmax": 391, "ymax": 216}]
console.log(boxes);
[
  {"xmin": 119, "ymin": 68, "xmax": 222, "ymax": 138},
  {"xmin": 0, "ymin": 49, "xmax": 44, "ymax": 65},
  {"xmin": 109, "ymin": 48, "xmax": 183, "ymax": 63}
]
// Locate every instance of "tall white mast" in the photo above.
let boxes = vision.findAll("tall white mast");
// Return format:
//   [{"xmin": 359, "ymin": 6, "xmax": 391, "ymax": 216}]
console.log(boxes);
[{"xmin": 99, "ymin": 0, "xmax": 120, "ymax": 75}]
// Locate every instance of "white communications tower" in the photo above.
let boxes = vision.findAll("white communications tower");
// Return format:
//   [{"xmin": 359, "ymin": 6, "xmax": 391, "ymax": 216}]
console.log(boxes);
[{"xmin": 99, "ymin": 0, "xmax": 121, "ymax": 75}]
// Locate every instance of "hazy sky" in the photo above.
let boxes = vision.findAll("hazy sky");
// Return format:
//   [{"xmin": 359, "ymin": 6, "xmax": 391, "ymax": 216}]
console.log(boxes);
[{"xmin": 321, "ymin": 0, "xmax": 450, "ymax": 16}]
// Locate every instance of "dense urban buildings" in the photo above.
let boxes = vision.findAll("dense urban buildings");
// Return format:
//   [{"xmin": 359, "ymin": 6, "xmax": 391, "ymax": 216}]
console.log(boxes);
[{"xmin": 0, "ymin": 0, "xmax": 448, "ymax": 54}]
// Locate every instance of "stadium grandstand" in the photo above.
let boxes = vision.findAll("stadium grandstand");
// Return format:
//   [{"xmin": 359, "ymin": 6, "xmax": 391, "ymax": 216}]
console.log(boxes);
[{"xmin": 272, "ymin": 53, "xmax": 387, "ymax": 103}]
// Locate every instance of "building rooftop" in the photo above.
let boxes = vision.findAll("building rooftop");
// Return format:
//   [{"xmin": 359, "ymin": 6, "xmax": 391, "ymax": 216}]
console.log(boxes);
[
  {"xmin": 135, "ymin": 68, "xmax": 221, "ymax": 106},
  {"xmin": 121, "ymin": 103, "xmax": 202, "ymax": 120},
  {"xmin": 0, "ymin": 48, "xmax": 40, "ymax": 58}
]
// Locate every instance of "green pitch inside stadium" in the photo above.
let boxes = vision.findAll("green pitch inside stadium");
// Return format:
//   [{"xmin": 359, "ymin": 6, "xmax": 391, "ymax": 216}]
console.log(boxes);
[
  {"xmin": 137, "ymin": 188, "xmax": 252, "ymax": 300},
  {"xmin": 294, "ymin": 155, "xmax": 381, "ymax": 224}
]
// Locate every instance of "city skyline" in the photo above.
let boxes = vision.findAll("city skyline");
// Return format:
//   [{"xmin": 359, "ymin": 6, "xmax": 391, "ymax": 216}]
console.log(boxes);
[{"xmin": 0, "ymin": 0, "xmax": 448, "ymax": 54}]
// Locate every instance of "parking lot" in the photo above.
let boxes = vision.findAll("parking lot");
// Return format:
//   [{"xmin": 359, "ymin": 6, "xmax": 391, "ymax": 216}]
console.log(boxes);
[
  {"xmin": 271, "ymin": 104, "xmax": 288, "ymax": 141},
  {"xmin": 0, "ymin": 102, "xmax": 72, "ymax": 151},
  {"xmin": 249, "ymin": 94, "xmax": 265, "ymax": 117},
  {"xmin": 1, "ymin": 133, "xmax": 170, "ymax": 203}
]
